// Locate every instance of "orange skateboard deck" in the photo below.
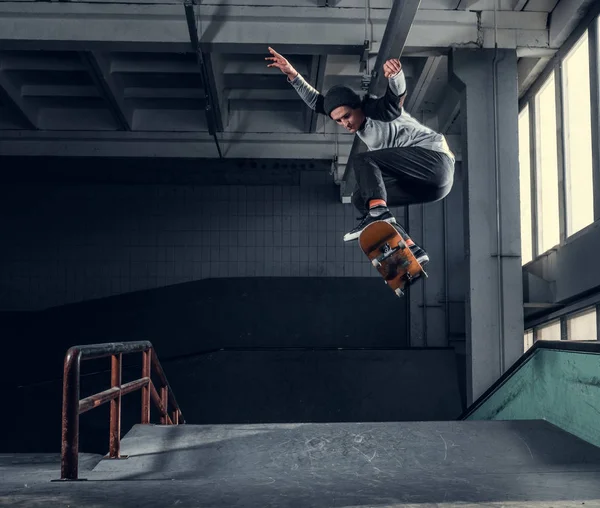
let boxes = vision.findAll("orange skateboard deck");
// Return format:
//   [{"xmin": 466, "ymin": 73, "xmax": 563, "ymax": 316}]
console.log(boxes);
[{"xmin": 358, "ymin": 220, "xmax": 427, "ymax": 297}]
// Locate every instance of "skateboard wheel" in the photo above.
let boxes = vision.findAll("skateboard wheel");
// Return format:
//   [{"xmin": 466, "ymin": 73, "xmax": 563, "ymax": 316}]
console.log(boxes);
[{"xmin": 371, "ymin": 258, "xmax": 381, "ymax": 267}]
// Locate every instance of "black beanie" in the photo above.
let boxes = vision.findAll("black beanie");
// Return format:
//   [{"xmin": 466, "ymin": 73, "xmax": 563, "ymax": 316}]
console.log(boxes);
[{"xmin": 323, "ymin": 85, "xmax": 361, "ymax": 117}]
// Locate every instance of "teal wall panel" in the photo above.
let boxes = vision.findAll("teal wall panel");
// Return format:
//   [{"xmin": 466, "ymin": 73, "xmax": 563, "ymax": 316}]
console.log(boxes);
[
  {"xmin": 466, "ymin": 346, "xmax": 600, "ymax": 448},
  {"xmin": 466, "ymin": 355, "xmax": 537, "ymax": 421}
]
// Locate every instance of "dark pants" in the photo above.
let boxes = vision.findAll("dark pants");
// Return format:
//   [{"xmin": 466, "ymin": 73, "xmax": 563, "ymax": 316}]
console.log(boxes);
[{"xmin": 350, "ymin": 146, "xmax": 455, "ymax": 214}]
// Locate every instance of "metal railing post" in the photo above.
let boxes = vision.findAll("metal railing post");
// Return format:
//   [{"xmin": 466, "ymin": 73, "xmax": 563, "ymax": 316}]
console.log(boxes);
[
  {"xmin": 161, "ymin": 386, "xmax": 168, "ymax": 425},
  {"xmin": 141, "ymin": 349, "xmax": 151, "ymax": 424},
  {"xmin": 60, "ymin": 348, "xmax": 81, "ymax": 480},
  {"xmin": 109, "ymin": 353, "xmax": 122, "ymax": 458}
]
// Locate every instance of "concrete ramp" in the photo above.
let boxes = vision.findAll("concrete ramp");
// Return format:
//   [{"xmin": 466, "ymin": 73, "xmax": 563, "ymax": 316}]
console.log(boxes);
[
  {"xmin": 83, "ymin": 420, "xmax": 600, "ymax": 505},
  {"xmin": 3, "ymin": 420, "xmax": 600, "ymax": 507}
]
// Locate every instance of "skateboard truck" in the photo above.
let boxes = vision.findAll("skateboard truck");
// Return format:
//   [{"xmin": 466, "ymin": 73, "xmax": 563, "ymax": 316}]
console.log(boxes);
[{"xmin": 371, "ymin": 241, "xmax": 408, "ymax": 268}]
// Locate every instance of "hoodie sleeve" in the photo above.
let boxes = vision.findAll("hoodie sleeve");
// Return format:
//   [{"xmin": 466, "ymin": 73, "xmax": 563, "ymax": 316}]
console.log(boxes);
[
  {"xmin": 287, "ymin": 73, "xmax": 326, "ymax": 115},
  {"xmin": 362, "ymin": 70, "xmax": 407, "ymax": 122}
]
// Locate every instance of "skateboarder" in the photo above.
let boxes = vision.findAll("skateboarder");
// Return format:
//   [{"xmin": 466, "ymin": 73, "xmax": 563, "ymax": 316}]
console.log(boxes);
[{"xmin": 266, "ymin": 47, "xmax": 455, "ymax": 267}]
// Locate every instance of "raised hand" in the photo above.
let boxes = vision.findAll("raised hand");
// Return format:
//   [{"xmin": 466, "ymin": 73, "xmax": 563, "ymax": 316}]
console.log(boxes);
[
  {"xmin": 383, "ymin": 58, "xmax": 402, "ymax": 79},
  {"xmin": 265, "ymin": 47, "xmax": 298, "ymax": 79}
]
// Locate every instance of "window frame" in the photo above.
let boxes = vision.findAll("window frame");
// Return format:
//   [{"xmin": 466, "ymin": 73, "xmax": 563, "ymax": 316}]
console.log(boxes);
[
  {"xmin": 527, "ymin": 302, "xmax": 600, "ymax": 345},
  {"xmin": 566, "ymin": 306, "xmax": 598, "ymax": 341},
  {"xmin": 533, "ymin": 71, "xmax": 561, "ymax": 255},
  {"xmin": 518, "ymin": 10, "xmax": 600, "ymax": 262}
]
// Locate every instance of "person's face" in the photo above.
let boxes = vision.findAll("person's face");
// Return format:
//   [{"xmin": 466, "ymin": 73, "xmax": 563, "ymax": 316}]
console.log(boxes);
[{"xmin": 330, "ymin": 105, "xmax": 365, "ymax": 133}]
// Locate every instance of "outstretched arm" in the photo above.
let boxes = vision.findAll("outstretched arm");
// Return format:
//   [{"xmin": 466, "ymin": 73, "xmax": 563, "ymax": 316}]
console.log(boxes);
[
  {"xmin": 266, "ymin": 47, "xmax": 326, "ymax": 115},
  {"xmin": 362, "ymin": 59, "xmax": 407, "ymax": 121}
]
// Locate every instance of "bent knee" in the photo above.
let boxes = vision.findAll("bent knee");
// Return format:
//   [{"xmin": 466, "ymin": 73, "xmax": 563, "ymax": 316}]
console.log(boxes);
[{"xmin": 427, "ymin": 179, "xmax": 454, "ymax": 202}]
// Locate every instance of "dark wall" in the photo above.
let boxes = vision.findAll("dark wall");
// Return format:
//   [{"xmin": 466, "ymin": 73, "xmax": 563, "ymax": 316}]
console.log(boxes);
[
  {"xmin": 0, "ymin": 157, "xmax": 406, "ymax": 311},
  {"xmin": 2, "ymin": 277, "xmax": 409, "ymax": 388}
]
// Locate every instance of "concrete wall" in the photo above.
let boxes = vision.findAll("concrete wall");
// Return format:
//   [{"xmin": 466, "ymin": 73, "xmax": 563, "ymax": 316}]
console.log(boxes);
[{"xmin": 0, "ymin": 158, "xmax": 403, "ymax": 311}]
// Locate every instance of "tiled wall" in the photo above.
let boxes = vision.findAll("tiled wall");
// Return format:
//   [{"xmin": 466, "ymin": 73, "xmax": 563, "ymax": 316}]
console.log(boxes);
[{"xmin": 0, "ymin": 169, "xmax": 407, "ymax": 310}]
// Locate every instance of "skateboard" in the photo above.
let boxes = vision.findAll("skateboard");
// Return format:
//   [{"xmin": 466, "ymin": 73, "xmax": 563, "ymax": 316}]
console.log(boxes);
[{"xmin": 358, "ymin": 220, "xmax": 427, "ymax": 297}]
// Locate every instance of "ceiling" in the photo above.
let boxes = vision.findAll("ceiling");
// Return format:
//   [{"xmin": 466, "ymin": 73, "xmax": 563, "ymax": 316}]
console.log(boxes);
[{"xmin": 0, "ymin": 0, "xmax": 590, "ymax": 183}]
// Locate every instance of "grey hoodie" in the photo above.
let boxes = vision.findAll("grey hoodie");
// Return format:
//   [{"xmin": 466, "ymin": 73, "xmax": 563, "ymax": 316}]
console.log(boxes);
[{"xmin": 288, "ymin": 70, "xmax": 454, "ymax": 160}]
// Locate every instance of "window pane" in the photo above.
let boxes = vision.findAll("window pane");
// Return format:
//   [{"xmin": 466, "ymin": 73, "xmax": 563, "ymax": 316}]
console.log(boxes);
[
  {"xmin": 519, "ymin": 106, "xmax": 533, "ymax": 264},
  {"xmin": 524, "ymin": 329, "xmax": 534, "ymax": 351},
  {"xmin": 567, "ymin": 307, "xmax": 597, "ymax": 340},
  {"xmin": 537, "ymin": 319, "xmax": 561, "ymax": 341},
  {"xmin": 563, "ymin": 31, "xmax": 594, "ymax": 236},
  {"xmin": 536, "ymin": 73, "xmax": 560, "ymax": 254}
]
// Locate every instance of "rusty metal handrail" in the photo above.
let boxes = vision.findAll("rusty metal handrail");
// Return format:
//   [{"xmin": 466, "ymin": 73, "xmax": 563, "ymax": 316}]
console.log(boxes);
[{"xmin": 60, "ymin": 341, "xmax": 184, "ymax": 480}]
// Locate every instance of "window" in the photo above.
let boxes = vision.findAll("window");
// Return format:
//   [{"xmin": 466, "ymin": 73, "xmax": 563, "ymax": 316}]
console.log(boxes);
[
  {"xmin": 518, "ymin": 106, "xmax": 533, "ymax": 264},
  {"xmin": 535, "ymin": 72, "xmax": 560, "ymax": 254},
  {"xmin": 537, "ymin": 319, "xmax": 561, "ymax": 341},
  {"xmin": 563, "ymin": 31, "xmax": 594, "ymax": 237},
  {"xmin": 567, "ymin": 307, "xmax": 597, "ymax": 340},
  {"xmin": 524, "ymin": 329, "xmax": 534, "ymax": 351}
]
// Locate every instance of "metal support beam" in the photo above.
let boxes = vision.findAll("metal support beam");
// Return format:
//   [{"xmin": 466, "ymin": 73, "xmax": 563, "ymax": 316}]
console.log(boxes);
[
  {"xmin": 79, "ymin": 51, "xmax": 132, "ymax": 131},
  {"xmin": 455, "ymin": 0, "xmax": 479, "ymax": 10},
  {"xmin": 226, "ymin": 89, "xmax": 298, "ymax": 101},
  {"xmin": 405, "ymin": 56, "xmax": 443, "ymax": 114},
  {"xmin": 201, "ymin": 52, "xmax": 226, "ymax": 131},
  {"xmin": 0, "ymin": 55, "xmax": 38, "ymax": 129},
  {"xmin": 340, "ymin": 135, "xmax": 363, "ymax": 200},
  {"xmin": 369, "ymin": 0, "xmax": 423, "ymax": 97},
  {"xmin": 549, "ymin": 0, "xmax": 598, "ymax": 49},
  {"xmin": 517, "ymin": 57, "xmax": 551, "ymax": 98},
  {"xmin": 0, "ymin": 4, "xmax": 554, "ymax": 54},
  {"xmin": 0, "ymin": 130, "xmax": 354, "ymax": 159},
  {"xmin": 0, "ymin": 128, "xmax": 462, "ymax": 160},
  {"xmin": 305, "ymin": 55, "xmax": 327, "ymax": 133},
  {"xmin": 341, "ymin": 0, "xmax": 423, "ymax": 199},
  {"xmin": 436, "ymin": 87, "xmax": 461, "ymax": 134},
  {"xmin": 184, "ymin": 0, "xmax": 222, "ymax": 158}
]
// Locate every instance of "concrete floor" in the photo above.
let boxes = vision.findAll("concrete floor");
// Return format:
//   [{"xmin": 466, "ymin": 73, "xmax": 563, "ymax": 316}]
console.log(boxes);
[{"xmin": 2, "ymin": 420, "xmax": 600, "ymax": 507}]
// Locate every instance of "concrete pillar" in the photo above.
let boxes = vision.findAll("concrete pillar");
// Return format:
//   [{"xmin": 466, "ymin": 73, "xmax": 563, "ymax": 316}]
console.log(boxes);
[{"xmin": 449, "ymin": 48, "xmax": 524, "ymax": 405}]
